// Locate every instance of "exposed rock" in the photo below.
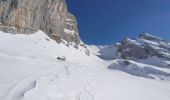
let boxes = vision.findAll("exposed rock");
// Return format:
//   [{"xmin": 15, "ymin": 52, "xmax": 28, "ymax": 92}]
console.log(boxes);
[
  {"xmin": 80, "ymin": 44, "xmax": 87, "ymax": 48},
  {"xmin": 0, "ymin": 23, "xmax": 17, "ymax": 33},
  {"xmin": 85, "ymin": 49, "xmax": 90, "ymax": 56},
  {"xmin": 139, "ymin": 33, "xmax": 165, "ymax": 42},
  {"xmin": 118, "ymin": 38, "xmax": 153, "ymax": 59},
  {"xmin": 56, "ymin": 56, "xmax": 66, "ymax": 61},
  {"xmin": 63, "ymin": 12, "xmax": 80, "ymax": 44},
  {"xmin": 123, "ymin": 60, "xmax": 130, "ymax": 65},
  {"xmin": 118, "ymin": 33, "xmax": 170, "ymax": 60},
  {"xmin": 0, "ymin": 0, "xmax": 80, "ymax": 44}
]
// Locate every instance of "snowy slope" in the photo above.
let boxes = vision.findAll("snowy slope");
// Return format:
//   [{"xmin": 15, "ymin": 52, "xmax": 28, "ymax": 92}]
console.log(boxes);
[
  {"xmin": 88, "ymin": 45, "xmax": 120, "ymax": 60},
  {"xmin": 0, "ymin": 31, "xmax": 170, "ymax": 100},
  {"xmin": 108, "ymin": 59, "xmax": 170, "ymax": 80}
]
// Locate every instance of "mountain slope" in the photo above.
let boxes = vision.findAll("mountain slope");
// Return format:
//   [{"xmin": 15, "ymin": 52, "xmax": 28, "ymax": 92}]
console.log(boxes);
[
  {"xmin": 1, "ymin": 0, "xmax": 170, "ymax": 100},
  {"xmin": 88, "ymin": 45, "xmax": 120, "ymax": 60},
  {"xmin": 0, "ymin": 31, "xmax": 170, "ymax": 100}
]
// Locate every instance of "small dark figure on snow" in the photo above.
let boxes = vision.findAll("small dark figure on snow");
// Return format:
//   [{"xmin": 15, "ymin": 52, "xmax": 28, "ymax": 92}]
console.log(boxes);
[{"xmin": 56, "ymin": 56, "xmax": 66, "ymax": 61}]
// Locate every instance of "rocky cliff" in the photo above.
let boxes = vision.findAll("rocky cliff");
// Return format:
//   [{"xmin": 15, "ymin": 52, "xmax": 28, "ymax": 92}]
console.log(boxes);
[
  {"xmin": 118, "ymin": 33, "xmax": 170, "ymax": 60},
  {"xmin": 0, "ymin": 0, "xmax": 80, "ymax": 44}
]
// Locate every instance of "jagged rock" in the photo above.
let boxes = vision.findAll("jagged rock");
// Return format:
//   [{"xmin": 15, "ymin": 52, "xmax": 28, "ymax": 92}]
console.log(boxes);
[
  {"xmin": 0, "ymin": 24, "xmax": 17, "ymax": 33},
  {"xmin": 3, "ymin": 26, "xmax": 15, "ymax": 33},
  {"xmin": 80, "ymin": 44, "xmax": 87, "ymax": 48},
  {"xmin": 85, "ymin": 49, "xmax": 90, "ymax": 56},
  {"xmin": 118, "ymin": 33, "xmax": 170, "ymax": 60},
  {"xmin": 63, "ymin": 12, "xmax": 80, "ymax": 44},
  {"xmin": 0, "ymin": 0, "xmax": 80, "ymax": 44},
  {"xmin": 139, "ymin": 33, "xmax": 165, "ymax": 42},
  {"xmin": 118, "ymin": 38, "xmax": 153, "ymax": 59}
]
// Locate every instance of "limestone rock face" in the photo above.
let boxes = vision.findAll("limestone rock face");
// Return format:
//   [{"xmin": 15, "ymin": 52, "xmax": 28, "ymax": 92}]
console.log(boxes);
[{"xmin": 0, "ymin": 0, "xmax": 80, "ymax": 44}]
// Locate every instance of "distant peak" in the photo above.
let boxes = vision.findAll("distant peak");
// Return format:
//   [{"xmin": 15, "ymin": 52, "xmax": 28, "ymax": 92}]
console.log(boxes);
[
  {"xmin": 138, "ymin": 32, "xmax": 163, "ymax": 42},
  {"xmin": 118, "ymin": 32, "xmax": 170, "ymax": 60}
]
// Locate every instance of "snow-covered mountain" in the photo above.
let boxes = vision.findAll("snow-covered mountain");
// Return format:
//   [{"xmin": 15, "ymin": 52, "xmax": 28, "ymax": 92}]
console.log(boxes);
[
  {"xmin": 1, "ymin": 30, "xmax": 170, "ymax": 100},
  {"xmin": 118, "ymin": 33, "xmax": 170, "ymax": 60},
  {"xmin": 88, "ymin": 45, "xmax": 120, "ymax": 60},
  {"xmin": 0, "ymin": 0, "xmax": 170, "ymax": 100},
  {"xmin": 89, "ymin": 33, "xmax": 170, "ymax": 80}
]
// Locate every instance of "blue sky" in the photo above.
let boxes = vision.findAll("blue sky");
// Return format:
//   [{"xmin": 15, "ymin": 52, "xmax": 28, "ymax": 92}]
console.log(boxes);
[{"xmin": 66, "ymin": 0, "xmax": 170, "ymax": 45}]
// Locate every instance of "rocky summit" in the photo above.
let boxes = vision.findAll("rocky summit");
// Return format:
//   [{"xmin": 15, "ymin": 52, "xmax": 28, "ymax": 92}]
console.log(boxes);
[
  {"xmin": 118, "ymin": 33, "xmax": 170, "ymax": 60},
  {"xmin": 0, "ymin": 0, "xmax": 80, "ymax": 44}
]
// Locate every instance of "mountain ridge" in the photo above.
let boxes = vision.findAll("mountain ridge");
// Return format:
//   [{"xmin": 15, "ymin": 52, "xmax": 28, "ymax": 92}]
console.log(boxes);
[{"xmin": 89, "ymin": 33, "xmax": 170, "ymax": 60}]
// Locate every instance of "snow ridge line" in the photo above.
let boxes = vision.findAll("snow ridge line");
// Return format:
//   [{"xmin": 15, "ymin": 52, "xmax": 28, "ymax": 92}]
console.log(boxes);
[
  {"xmin": 19, "ymin": 81, "xmax": 36, "ymax": 100},
  {"xmin": 4, "ymin": 80, "xmax": 36, "ymax": 100}
]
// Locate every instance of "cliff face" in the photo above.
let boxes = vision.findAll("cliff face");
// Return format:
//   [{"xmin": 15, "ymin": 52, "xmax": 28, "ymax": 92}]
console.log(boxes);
[
  {"xmin": 118, "ymin": 33, "xmax": 170, "ymax": 60},
  {"xmin": 0, "ymin": 0, "xmax": 80, "ymax": 44}
]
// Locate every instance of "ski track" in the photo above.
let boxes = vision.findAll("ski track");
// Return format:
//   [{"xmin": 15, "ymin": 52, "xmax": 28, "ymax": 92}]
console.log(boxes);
[
  {"xmin": 1, "ymin": 31, "xmax": 170, "ymax": 100},
  {"xmin": 5, "ymin": 64, "xmax": 90, "ymax": 100}
]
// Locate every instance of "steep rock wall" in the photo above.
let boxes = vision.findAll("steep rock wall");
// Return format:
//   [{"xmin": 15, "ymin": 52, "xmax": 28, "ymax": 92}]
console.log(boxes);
[{"xmin": 0, "ymin": 0, "xmax": 80, "ymax": 44}]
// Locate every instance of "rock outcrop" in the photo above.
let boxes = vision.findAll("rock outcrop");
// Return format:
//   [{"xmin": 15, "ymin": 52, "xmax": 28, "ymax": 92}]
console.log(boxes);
[
  {"xmin": 0, "ymin": 0, "xmax": 80, "ymax": 44},
  {"xmin": 118, "ymin": 37, "xmax": 152, "ymax": 59},
  {"xmin": 118, "ymin": 33, "xmax": 170, "ymax": 60}
]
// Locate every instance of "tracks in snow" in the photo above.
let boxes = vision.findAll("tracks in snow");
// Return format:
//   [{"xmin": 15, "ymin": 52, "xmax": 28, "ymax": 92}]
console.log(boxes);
[{"xmin": 3, "ymin": 63, "xmax": 98, "ymax": 100}]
